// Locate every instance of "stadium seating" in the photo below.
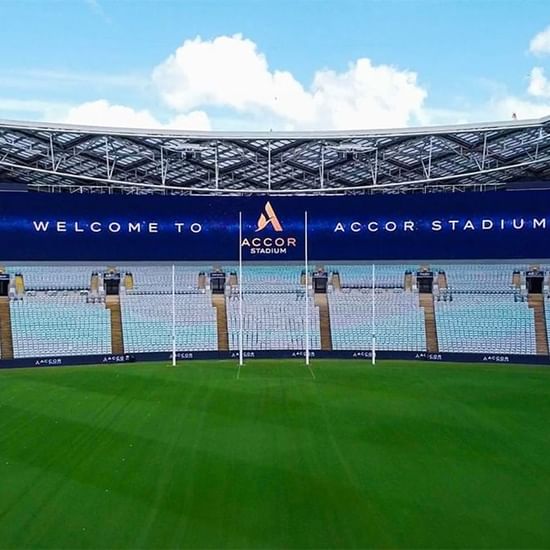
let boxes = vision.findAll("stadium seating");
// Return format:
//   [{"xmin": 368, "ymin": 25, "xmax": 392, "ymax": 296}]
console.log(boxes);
[
  {"xmin": 433, "ymin": 264, "xmax": 521, "ymax": 292},
  {"xmin": 234, "ymin": 265, "xmax": 303, "ymax": 292},
  {"xmin": 6, "ymin": 265, "xmax": 99, "ymax": 291},
  {"xmin": 327, "ymin": 264, "xmax": 414, "ymax": 288},
  {"xmin": 120, "ymin": 265, "xmax": 207, "ymax": 293},
  {"xmin": 435, "ymin": 294, "xmax": 535, "ymax": 354},
  {"xmin": 328, "ymin": 289, "xmax": 426, "ymax": 350},
  {"xmin": 2, "ymin": 263, "xmax": 545, "ymax": 359},
  {"xmin": 120, "ymin": 292, "xmax": 217, "ymax": 352},
  {"xmin": 10, "ymin": 294, "xmax": 112, "ymax": 357},
  {"xmin": 226, "ymin": 292, "xmax": 320, "ymax": 350}
]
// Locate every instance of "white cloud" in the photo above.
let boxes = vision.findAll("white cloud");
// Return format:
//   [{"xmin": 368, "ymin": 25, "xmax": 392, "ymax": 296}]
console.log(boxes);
[
  {"xmin": 64, "ymin": 100, "xmax": 160, "ymax": 128},
  {"xmin": 152, "ymin": 34, "xmax": 427, "ymax": 130},
  {"xmin": 488, "ymin": 95, "xmax": 550, "ymax": 121},
  {"xmin": 528, "ymin": 67, "xmax": 550, "ymax": 98},
  {"xmin": 165, "ymin": 111, "xmax": 212, "ymax": 131},
  {"xmin": 4, "ymin": 32, "xmax": 549, "ymax": 132},
  {"xmin": 529, "ymin": 25, "xmax": 550, "ymax": 56},
  {"xmin": 152, "ymin": 34, "xmax": 314, "ymax": 124},
  {"xmin": 63, "ymin": 99, "xmax": 211, "ymax": 130},
  {"xmin": 309, "ymin": 59, "xmax": 426, "ymax": 129}
]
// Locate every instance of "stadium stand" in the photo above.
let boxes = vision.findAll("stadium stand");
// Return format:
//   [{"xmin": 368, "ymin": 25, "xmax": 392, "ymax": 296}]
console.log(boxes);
[
  {"xmin": 329, "ymin": 289, "xmax": 426, "ymax": 351},
  {"xmin": 10, "ymin": 293, "xmax": 112, "ymax": 358},
  {"xmin": 226, "ymin": 292, "xmax": 320, "ymax": 350},
  {"xmin": 0, "ymin": 297, "xmax": 12, "ymax": 359},
  {"xmin": 2, "ymin": 263, "xmax": 549, "ymax": 359},
  {"xmin": 1, "ymin": 117, "xmax": 549, "ymax": 364},
  {"xmin": 120, "ymin": 265, "xmax": 207, "ymax": 293},
  {"xmin": 431, "ymin": 264, "xmax": 537, "ymax": 354},
  {"xmin": 235, "ymin": 265, "xmax": 303, "ymax": 292},
  {"xmin": 327, "ymin": 264, "xmax": 413, "ymax": 289},
  {"xmin": 435, "ymin": 294, "xmax": 536, "ymax": 354},
  {"xmin": 120, "ymin": 292, "xmax": 217, "ymax": 353},
  {"xmin": 7, "ymin": 265, "xmax": 100, "ymax": 291},
  {"xmin": 224, "ymin": 266, "xmax": 320, "ymax": 351},
  {"xmin": 434, "ymin": 264, "xmax": 521, "ymax": 292}
]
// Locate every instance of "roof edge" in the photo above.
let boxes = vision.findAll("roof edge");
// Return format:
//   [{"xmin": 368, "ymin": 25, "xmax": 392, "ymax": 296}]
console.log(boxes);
[{"xmin": 1, "ymin": 115, "xmax": 549, "ymax": 140}]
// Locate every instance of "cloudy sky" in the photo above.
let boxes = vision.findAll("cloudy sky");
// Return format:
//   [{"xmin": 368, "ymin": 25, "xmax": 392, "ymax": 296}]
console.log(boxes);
[{"xmin": 1, "ymin": 0, "xmax": 549, "ymax": 131}]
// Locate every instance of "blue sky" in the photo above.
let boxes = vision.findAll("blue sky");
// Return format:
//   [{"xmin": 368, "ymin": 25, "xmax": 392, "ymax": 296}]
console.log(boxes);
[{"xmin": 1, "ymin": 0, "xmax": 550, "ymax": 130}]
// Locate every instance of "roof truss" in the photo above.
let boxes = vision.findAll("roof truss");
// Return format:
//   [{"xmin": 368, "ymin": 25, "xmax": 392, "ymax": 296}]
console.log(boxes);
[{"xmin": 0, "ymin": 117, "xmax": 549, "ymax": 195}]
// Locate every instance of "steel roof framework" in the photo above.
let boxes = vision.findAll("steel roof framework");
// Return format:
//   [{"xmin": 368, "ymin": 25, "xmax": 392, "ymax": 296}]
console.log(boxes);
[{"xmin": 0, "ymin": 116, "xmax": 549, "ymax": 195}]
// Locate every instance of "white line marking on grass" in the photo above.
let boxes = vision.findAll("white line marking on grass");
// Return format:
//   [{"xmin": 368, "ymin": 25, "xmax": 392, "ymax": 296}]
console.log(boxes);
[
  {"xmin": 307, "ymin": 364, "xmax": 316, "ymax": 380},
  {"xmin": 236, "ymin": 363, "xmax": 241, "ymax": 380}
]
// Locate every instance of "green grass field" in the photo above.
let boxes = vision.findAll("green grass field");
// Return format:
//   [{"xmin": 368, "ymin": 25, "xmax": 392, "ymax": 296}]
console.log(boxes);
[{"xmin": 1, "ymin": 360, "xmax": 550, "ymax": 549}]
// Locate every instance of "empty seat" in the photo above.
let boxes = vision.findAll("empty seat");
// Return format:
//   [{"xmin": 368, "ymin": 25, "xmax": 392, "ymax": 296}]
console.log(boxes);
[
  {"xmin": 10, "ymin": 294, "xmax": 112, "ymax": 358},
  {"xmin": 435, "ymin": 294, "xmax": 535, "ymax": 354},
  {"xmin": 120, "ymin": 292, "xmax": 217, "ymax": 352},
  {"xmin": 328, "ymin": 289, "xmax": 426, "ymax": 351},
  {"xmin": 226, "ymin": 292, "xmax": 320, "ymax": 350}
]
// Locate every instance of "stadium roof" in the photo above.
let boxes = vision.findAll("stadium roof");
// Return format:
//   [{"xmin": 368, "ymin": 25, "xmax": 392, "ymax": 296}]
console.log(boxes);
[{"xmin": 0, "ymin": 116, "xmax": 549, "ymax": 195}]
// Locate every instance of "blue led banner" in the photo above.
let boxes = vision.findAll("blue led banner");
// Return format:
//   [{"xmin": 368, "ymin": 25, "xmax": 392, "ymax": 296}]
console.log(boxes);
[
  {"xmin": 1, "ymin": 350, "xmax": 548, "ymax": 369},
  {"xmin": 1, "ymin": 189, "xmax": 549, "ymax": 261}
]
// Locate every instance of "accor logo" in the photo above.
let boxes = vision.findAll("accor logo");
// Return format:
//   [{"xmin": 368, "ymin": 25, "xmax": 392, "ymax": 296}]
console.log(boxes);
[
  {"xmin": 256, "ymin": 201, "xmax": 283, "ymax": 232},
  {"xmin": 242, "ymin": 202, "xmax": 297, "ymax": 255}
]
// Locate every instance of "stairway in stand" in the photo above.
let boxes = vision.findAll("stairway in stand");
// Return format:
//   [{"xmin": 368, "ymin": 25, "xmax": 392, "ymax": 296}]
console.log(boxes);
[
  {"xmin": 528, "ymin": 294, "xmax": 549, "ymax": 355},
  {"xmin": 437, "ymin": 272, "xmax": 447, "ymax": 289},
  {"xmin": 512, "ymin": 271, "xmax": 521, "ymax": 289},
  {"xmin": 0, "ymin": 297, "xmax": 13, "ymax": 359},
  {"xmin": 404, "ymin": 272, "xmax": 413, "ymax": 291},
  {"xmin": 419, "ymin": 293, "xmax": 439, "ymax": 353},
  {"xmin": 314, "ymin": 293, "xmax": 332, "ymax": 351},
  {"xmin": 105, "ymin": 296, "xmax": 124, "ymax": 354},
  {"xmin": 212, "ymin": 294, "xmax": 229, "ymax": 351},
  {"xmin": 198, "ymin": 273, "xmax": 206, "ymax": 290}
]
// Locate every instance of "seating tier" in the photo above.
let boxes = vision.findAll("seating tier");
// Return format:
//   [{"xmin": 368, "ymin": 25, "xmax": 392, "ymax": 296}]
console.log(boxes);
[
  {"xmin": 120, "ymin": 293, "xmax": 217, "ymax": 352},
  {"xmin": 10, "ymin": 294, "xmax": 112, "ymax": 358}
]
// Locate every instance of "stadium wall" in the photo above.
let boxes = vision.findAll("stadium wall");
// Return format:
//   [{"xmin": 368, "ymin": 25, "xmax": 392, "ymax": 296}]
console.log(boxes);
[{"xmin": 0, "ymin": 350, "xmax": 548, "ymax": 369}]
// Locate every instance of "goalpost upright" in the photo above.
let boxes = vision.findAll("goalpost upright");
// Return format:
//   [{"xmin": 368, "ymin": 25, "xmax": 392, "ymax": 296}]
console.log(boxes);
[
  {"xmin": 238, "ymin": 211, "xmax": 244, "ymax": 367},
  {"xmin": 372, "ymin": 263, "xmax": 376, "ymax": 366},
  {"xmin": 172, "ymin": 263, "xmax": 176, "ymax": 367},
  {"xmin": 304, "ymin": 211, "xmax": 310, "ymax": 366}
]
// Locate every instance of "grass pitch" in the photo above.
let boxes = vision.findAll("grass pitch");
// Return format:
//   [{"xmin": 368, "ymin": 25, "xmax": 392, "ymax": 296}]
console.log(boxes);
[{"xmin": 1, "ymin": 359, "xmax": 550, "ymax": 549}]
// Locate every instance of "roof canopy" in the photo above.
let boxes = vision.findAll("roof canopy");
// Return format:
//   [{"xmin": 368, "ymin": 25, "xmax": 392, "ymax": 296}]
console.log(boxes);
[{"xmin": 1, "ymin": 116, "xmax": 549, "ymax": 195}]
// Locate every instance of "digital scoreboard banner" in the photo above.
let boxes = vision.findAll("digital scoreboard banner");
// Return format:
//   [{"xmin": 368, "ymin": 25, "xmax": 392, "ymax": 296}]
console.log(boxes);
[{"xmin": 1, "ymin": 190, "xmax": 549, "ymax": 261}]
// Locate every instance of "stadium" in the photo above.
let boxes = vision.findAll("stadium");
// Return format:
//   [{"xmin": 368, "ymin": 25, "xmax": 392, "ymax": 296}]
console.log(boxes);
[{"xmin": 2, "ymin": 115, "xmax": 550, "ymax": 548}]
